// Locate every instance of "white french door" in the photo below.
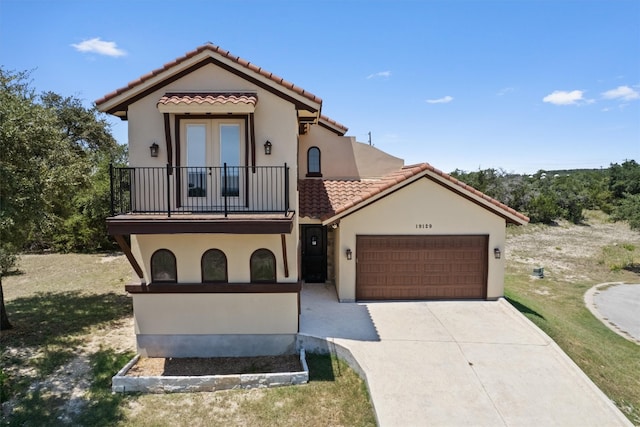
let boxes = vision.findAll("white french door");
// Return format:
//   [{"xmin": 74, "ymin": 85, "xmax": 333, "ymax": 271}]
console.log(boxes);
[{"xmin": 182, "ymin": 119, "xmax": 244, "ymax": 210}]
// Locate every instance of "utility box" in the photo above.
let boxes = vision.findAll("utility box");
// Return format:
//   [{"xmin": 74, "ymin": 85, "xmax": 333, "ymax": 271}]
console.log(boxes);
[{"xmin": 532, "ymin": 267, "xmax": 544, "ymax": 279}]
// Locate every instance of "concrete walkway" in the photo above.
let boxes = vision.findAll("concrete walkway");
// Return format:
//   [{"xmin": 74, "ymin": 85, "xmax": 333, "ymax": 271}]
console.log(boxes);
[
  {"xmin": 585, "ymin": 282, "xmax": 640, "ymax": 344},
  {"xmin": 299, "ymin": 283, "xmax": 631, "ymax": 427}
]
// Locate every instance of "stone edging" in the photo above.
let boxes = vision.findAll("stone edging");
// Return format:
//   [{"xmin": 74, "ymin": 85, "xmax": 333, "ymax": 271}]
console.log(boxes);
[{"xmin": 112, "ymin": 349, "xmax": 309, "ymax": 393}]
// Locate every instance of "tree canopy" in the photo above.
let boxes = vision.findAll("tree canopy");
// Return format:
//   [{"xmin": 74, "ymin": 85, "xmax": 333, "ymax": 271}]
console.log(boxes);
[
  {"xmin": 0, "ymin": 68, "xmax": 125, "ymax": 329},
  {"xmin": 451, "ymin": 162, "xmax": 639, "ymax": 228}
]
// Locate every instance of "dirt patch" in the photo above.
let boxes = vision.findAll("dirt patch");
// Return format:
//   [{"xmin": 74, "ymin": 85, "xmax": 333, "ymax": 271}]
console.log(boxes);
[
  {"xmin": 506, "ymin": 213, "xmax": 640, "ymax": 281},
  {"xmin": 1, "ymin": 317, "xmax": 135, "ymax": 421},
  {"xmin": 126, "ymin": 355, "xmax": 303, "ymax": 377}
]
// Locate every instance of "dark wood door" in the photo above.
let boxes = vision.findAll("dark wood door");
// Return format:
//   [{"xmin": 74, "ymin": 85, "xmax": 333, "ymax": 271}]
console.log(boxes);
[
  {"xmin": 301, "ymin": 225, "xmax": 327, "ymax": 283},
  {"xmin": 356, "ymin": 235, "xmax": 488, "ymax": 300}
]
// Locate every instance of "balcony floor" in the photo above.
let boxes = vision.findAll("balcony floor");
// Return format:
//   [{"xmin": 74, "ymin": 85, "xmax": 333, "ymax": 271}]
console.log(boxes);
[{"xmin": 107, "ymin": 211, "xmax": 295, "ymax": 235}]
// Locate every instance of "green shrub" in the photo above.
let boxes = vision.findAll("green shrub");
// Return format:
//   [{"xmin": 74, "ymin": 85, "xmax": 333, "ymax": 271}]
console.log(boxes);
[{"xmin": 612, "ymin": 194, "xmax": 640, "ymax": 231}]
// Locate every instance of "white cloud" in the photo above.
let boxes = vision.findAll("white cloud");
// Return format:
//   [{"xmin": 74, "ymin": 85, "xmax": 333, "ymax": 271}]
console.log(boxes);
[
  {"xmin": 366, "ymin": 71, "xmax": 391, "ymax": 79},
  {"xmin": 601, "ymin": 85, "xmax": 639, "ymax": 101},
  {"xmin": 71, "ymin": 38, "xmax": 126, "ymax": 57},
  {"xmin": 497, "ymin": 87, "xmax": 515, "ymax": 96},
  {"xmin": 426, "ymin": 95, "xmax": 453, "ymax": 104},
  {"xmin": 542, "ymin": 90, "xmax": 593, "ymax": 106}
]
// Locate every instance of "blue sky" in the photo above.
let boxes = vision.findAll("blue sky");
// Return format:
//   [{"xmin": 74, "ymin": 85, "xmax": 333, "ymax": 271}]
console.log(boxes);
[{"xmin": 1, "ymin": 0, "xmax": 638, "ymax": 174}]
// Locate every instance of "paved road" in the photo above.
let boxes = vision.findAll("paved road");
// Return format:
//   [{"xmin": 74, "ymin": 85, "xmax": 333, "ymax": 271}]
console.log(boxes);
[
  {"xmin": 300, "ymin": 284, "xmax": 631, "ymax": 426},
  {"xmin": 589, "ymin": 283, "xmax": 640, "ymax": 343}
]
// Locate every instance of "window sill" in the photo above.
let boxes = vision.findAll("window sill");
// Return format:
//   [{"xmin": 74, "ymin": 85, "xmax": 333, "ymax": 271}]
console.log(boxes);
[
  {"xmin": 305, "ymin": 172, "xmax": 323, "ymax": 178},
  {"xmin": 125, "ymin": 282, "xmax": 301, "ymax": 294}
]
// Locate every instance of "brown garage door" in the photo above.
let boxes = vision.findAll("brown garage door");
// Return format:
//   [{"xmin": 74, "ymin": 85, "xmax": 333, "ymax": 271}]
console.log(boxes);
[{"xmin": 356, "ymin": 235, "xmax": 488, "ymax": 300}]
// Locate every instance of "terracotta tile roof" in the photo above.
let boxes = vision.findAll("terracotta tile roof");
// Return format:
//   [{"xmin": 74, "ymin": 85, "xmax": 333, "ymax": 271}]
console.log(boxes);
[
  {"xmin": 319, "ymin": 114, "xmax": 348, "ymax": 134},
  {"xmin": 157, "ymin": 92, "xmax": 258, "ymax": 107},
  {"xmin": 299, "ymin": 179, "xmax": 375, "ymax": 219},
  {"xmin": 95, "ymin": 43, "xmax": 322, "ymax": 107},
  {"xmin": 299, "ymin": 163, "xmax": 529, "ymax": 224}
]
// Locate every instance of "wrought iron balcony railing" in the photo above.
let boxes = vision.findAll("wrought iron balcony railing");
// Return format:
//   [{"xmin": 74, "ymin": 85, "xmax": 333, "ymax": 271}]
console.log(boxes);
[{"xmin": 109, "ymin": 164, "xmax": 290, "ymax": 217}]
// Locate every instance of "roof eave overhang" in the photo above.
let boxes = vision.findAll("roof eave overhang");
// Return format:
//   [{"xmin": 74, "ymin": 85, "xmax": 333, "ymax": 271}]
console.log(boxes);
[
  {"xmin": 321, "ymin": 171, "xmax": 529, "ymax": 226},
  {"xmin": 318, "ymin": 119, "xmax": 348, "ymax": 136},
  {"xmin": 97, "ymin": 50, "xmax": 322, "ymax": 119}
]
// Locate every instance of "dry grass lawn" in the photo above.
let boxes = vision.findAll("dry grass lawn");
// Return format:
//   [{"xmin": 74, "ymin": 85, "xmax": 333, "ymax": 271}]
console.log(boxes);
[
  {"xmin": 1, "ymin": 254, "xmax": 375, "ymax": 427},
  {"xmin": 505, "ymin": 211, "xmax": 640, "ymax": 424}
]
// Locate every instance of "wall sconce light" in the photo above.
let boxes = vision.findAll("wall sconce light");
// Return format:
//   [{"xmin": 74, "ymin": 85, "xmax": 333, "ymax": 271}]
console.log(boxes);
[
  {"xmin": 346, "ymin": 249, "xmax": 352, "ymax": 260},
  {"xmin": 264, "ymin": 140, "xmax": 272, "ymax": 155},
  {"xmin": 149, "ymin": 142, "xmax": 159, "ymax": 157},
  {"xmin": 494, "ymin": 248, "xmax": 501, "ymax": 259}
]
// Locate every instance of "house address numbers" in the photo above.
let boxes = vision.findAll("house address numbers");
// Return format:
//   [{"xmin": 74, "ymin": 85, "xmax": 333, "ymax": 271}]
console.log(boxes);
[{"xmin": 415, "ymin": 223, "xmax": 433, "ymax": 229}]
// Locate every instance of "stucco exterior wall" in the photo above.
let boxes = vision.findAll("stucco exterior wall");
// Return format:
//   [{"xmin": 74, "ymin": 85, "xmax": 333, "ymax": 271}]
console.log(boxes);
[
  {"xmin": 126, "ymin": 63, "xmax": 299, "ymax": 213},
  {"xmin": 335, "ymin": 177, "xmax": 506, "ymax": 301},
  {"xmin": 133, "ymin": 293, "xmax": 298, "ymax": 335},
  {"xmin": 298, "ymin": 126, "xmax": 359, "ymax": 179},
  {"xmin": 132, "ymin": 233, "xmax": 298, "ymax": 284},
  {"xmin": 352, "ymin": 141, "xmax": 404, "ymax": 178},
  {"xmin": 132, "ymin": 292, "xmax": 298, "ymax": 357},
  {"xmin": 298, "ymin": 125, "xmax": 404, "ymax": 179}
]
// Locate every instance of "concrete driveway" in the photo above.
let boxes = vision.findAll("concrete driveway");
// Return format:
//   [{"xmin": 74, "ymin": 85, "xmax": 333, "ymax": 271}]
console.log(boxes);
[{"xmin": 299, "ymin": 284, "xmax": 631, "ymax": 427}]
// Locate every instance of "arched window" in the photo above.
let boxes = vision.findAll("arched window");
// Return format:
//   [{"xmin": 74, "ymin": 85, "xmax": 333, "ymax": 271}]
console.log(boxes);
[
  {"xmin": 307, "ymin": 146, "xmax": 322, "ymax": 177},
  {"xmin": 250, "ymin": 249, "xmax": 276, "ymax": 283},
  {"xmin": 151, "ymin": 249, "xmax": 177, "ymax": 283},
  {"xmin": 201, "ymin": 249, "xmax": 228, "ymax": 283}
]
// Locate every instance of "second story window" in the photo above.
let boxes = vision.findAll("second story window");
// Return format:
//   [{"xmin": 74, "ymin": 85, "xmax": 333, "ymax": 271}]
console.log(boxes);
[
  {"xmin": 307, "ymin": 147, "xmax": 322, "ymax": 177},
  {"xmin": 151, "ymin": 249, "xmax": 177, "ymax": 283}
]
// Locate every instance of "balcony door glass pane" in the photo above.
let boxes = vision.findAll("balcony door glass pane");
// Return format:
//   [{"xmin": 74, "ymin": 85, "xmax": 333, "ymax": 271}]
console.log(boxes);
[
  {"xmin": 186, "ymin": 124, "xmax": 206, "ymax": 197},
  {"xmin": 220, "ymin": 124, "xmax": 240, "ymax": 197}
]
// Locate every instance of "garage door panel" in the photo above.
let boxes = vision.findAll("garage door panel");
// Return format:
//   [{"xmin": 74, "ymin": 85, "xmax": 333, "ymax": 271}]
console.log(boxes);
[{"xmin": 356, "ymin": 235, "xmax": 488, "ymax": 300}]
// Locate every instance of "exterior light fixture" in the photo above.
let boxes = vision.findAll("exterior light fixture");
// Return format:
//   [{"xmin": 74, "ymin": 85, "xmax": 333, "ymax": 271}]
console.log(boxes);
[
  {"xmin": 264, "ymin": 140, "xmax": 272, "ymax": 155},
  {"xmin": 494, "ymin": 248, "xmax": 501, "ymax": 259},
  {"xmin": 346, "ymin": 249, "xmax": 352, "ymax": 260},
  {"xmin": 150, "ymin": 142, "xmax": 159, "ymax": 157}
]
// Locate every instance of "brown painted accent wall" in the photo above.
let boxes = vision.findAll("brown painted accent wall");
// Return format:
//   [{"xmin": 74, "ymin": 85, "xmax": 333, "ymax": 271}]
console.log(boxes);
[
  {"xmin": 113, "ymin": 235, "xmax": 144, "ymax": 279},
  {"xmin": 326, "ymin": 227, "xmax": 336, "ymax": 283},
  {"xmin": 163, "ymin": 113, "xmax": 173, "ymax": 167},
  {"xmin": 250, "ymin": 113, "xmax": 256, "ymax": 171},
  {"xmin": 281, "ymin": 234, "xmax": 289, "ymax": 278},
  {"xmin": 107, "ymin": 217, "xmax": 294, "ymax": 235},
  {"xmin": 125, "ymin": 282, "xmax": 301, "ymax": 294}
]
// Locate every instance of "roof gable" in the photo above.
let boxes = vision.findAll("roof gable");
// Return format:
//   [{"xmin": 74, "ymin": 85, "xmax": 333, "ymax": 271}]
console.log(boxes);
[
  {"xmin": 96, "ymin": 43, "xmax": 322, "ymax": 119},
  {"xmin": 299, "ymin": 163, "xmax": 529, "ymax": 225}
]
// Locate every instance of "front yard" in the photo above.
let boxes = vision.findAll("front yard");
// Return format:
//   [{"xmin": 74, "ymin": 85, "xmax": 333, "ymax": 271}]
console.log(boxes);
[
  {"xmin": 2, "ymin": 211, "xmax": 639, "ymax": 425},
  {"xmin": 0, "ymin": 254, "xmax": 375, "ymax": 426}
]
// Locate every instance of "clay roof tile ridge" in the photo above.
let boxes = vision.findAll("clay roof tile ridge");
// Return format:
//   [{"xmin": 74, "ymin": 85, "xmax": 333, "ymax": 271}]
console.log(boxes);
[{"xmin": 96, "ymin": 42, "xmax": 322, "ymax": 107}]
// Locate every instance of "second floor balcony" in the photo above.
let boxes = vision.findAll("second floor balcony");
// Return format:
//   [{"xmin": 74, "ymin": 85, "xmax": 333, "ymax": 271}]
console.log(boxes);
[{"xmin": 107, "ymin": 164, "xmax": 294, "ymax": 236}]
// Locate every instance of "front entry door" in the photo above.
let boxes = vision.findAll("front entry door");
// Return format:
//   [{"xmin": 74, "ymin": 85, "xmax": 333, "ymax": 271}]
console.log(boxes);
[{"xmin": 301, "ymin": 225, "xmax": 327, "ymax": 283}]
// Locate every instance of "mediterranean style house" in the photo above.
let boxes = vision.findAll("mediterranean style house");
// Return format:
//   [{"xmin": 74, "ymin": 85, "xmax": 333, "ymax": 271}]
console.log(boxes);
[{"xmin": 96, "ymin": 43, "xmax": 528, "ymax": 358}]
